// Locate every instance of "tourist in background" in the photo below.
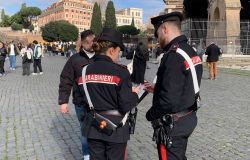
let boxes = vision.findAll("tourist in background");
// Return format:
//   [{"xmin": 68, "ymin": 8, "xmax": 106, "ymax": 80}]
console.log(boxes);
[
  {"xmin": 32, "ymin": 40, "xmax": 43, "ymax": 75},
  {"xmin": 20, "ymin": 44, "xmax": 33, "ymax": 76},
  {"xmin": 8, "ymin": 41, "xmax": 19, "ymax": 70},
  {"xmin": 0, "ymin": 41, "xmax": 7, "ymax": 76},
  {"xmin": 131, "ymin": 41, "xmax": 149, "ymax": 85},
  {"xmin": 205, "ymin": 42, "xmax": 222, "ymax": 80}
]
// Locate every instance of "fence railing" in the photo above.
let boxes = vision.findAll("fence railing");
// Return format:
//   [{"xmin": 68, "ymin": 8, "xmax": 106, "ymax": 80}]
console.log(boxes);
[{"xmin": 181, "ymin": 19, "xmax": 250, "ymax": 55}]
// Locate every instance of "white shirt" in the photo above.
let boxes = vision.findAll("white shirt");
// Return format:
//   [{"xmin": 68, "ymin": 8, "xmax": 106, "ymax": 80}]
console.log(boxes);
[
  {"xmin": 10, "ymin": 44, "xmax": 15, "ymax": 56},
  {"xmin": 83, "ymin": 48, "xmax": 95, "ymax": 58}
]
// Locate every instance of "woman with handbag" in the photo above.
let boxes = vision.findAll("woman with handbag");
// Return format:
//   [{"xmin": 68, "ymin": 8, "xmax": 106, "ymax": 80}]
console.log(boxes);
[
  {"xmin": 77, "ymin": 28, "xmax": 140, "ymax": 160},
  {"xmin": 20, "ymin": 44, "xmax": 33, "ymax": 76}
]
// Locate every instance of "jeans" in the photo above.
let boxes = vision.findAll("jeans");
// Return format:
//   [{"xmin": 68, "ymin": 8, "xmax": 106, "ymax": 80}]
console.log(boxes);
[
  {"xmin": 75, "ymin": 105, "xmax": 89, "ymax": 156},
  {"xmin": 9, "ymin": 55, "xmax": 16, "ymax": 69}
]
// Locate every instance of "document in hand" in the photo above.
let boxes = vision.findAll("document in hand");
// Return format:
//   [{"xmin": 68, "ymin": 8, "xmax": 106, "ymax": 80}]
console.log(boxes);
[{"xmin": 137, "ymin": 84, "xmax": 149, "ymax": 103}]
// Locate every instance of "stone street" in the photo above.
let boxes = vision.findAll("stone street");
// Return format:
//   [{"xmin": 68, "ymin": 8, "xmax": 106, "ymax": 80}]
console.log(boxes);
[{"xmin": 0, "ymin": 55, "xmax": 250, "ymax": 160}]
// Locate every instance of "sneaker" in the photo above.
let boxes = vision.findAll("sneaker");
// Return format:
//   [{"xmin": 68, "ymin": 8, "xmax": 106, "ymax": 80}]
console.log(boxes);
[
  {"xmin": 32, "ymin": 73, "xmax": 38, "ymax": 75},
  {"xmin": 12, "ymin": 68, "xmax": 15, "ymax": 70},
  {"xmin": 39, "ymin": 72, "xmax": 43, "ymax": 75},
  {"xmin": 0, "ymin": 73, "xmax": 2, "ymax": 77},
  {"xmin": 83, "ymin": 155, "xmax": 90, "ymax": 160}
]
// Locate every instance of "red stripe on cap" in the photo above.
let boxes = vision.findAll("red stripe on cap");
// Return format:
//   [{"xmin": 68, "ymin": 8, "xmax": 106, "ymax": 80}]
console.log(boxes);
[
  {"xmin": 184, "ymin": 56, "xmax": 202, "ymax": 70},
  {"xmin": 160, "ymin": 144, "xmax": 167, "ymax": 160}
]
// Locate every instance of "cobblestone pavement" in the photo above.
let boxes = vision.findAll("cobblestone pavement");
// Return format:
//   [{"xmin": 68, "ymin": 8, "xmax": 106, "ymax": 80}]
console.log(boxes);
[{"xmin": 0, "ymin": 56, "xmax": 250, "ymax": 160}]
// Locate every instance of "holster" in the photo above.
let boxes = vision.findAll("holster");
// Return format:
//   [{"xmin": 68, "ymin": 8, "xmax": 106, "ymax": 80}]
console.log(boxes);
[
  {"xmin": 128, "ymin": 107, "xmax": 138, "ymax": 134},
  {"xmin": 151, "ymin": 115, "xmax": 174, "ymax": 148}
]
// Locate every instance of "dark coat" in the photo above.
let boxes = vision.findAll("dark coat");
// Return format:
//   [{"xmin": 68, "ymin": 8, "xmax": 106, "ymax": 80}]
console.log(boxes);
[
  {"xmin": 0, "ymin": 48, "xmax": 7, "ymax": 61},
  {"xmin": 146, "ymin": 35, "xmax": 203, "ymax": 121},
  {"xmin": 131, "ymin": 43, "xmax": 148, "ymax": 84},
  {"xmin": 58, "ymin": 50, "xmax": 95, "ymax": 105},
  {"xmin": 77, "ymin": 55, "xmax": 138, "ymax": 143},
  {"xmin": 205, "ymin": 43, "xmax": 221, "ymax": 62}
]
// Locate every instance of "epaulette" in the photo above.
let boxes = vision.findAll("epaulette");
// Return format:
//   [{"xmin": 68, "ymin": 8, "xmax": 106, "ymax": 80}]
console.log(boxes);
[
  {"xmin": 115, "ymin": 63, "xmax": 127, "ymax": 69},
  {"xmin": 81, "ymin": 62, "xmax": 90, "ymax": 67},
  {"xmin": 170, "ymin": 43, "xmax": 179, "ymax": 52}
]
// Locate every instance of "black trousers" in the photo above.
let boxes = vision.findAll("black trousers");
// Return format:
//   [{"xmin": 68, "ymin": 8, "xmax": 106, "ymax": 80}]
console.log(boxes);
[
  {"xmin": 22, "ymin": 63, "xmax": 31, "ymax": 75},
  {"xmin": 88, "ymin": 139, "xmax": 127, "ymax": 160},
  {"xmin": 33, "ymin": 59, "xmax": 42, "ymax": 73},
  {"xmin": 0, "ymin": 59, "xmax": 5, "ymax": 74},
  {"xmin": 157, "ymin": 112, "xmax": 197, "ymax": 160}
]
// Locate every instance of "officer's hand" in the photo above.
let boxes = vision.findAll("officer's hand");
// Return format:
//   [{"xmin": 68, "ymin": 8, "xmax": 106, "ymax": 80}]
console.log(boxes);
[
  {"xmin": 132, "ymin": 85, "xmax": 141, "ymax": 94},
  {"xmin": 60, "ymin": 103, "xmax": 69, "ymax": 113},
  {"xmin": 144, "ymin": 82, "xmax": 155, "ymax": 93}
]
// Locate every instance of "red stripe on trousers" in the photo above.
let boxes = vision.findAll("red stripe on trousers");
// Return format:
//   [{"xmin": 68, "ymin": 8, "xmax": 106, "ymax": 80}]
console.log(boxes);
[
  {"xmin": 160, "ymin": 144, "xmax": 168, "ymax": 160},
  {"xmin": 124, "ymin": 145, "xmax": 127, "ymax": 160}
]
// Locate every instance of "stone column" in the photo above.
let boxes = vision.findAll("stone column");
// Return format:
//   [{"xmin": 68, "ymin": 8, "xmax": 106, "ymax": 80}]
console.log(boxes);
[{"xmin": 225, "ymin": 0, "xmax": 241, "ymax": 54}]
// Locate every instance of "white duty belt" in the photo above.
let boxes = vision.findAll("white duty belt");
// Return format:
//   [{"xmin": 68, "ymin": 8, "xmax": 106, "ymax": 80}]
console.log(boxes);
[{"xmin": 82, "ymin": 65, "xmax": 129, "ymax": 127}]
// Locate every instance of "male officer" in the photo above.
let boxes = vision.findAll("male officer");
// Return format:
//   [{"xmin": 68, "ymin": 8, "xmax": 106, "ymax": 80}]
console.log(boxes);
[
  {"xmin": 145, "ymin": 12, "xmax": 203, "ymax": 160},
  {"xmin": 58, "ymin": 30, "xmax": 95, "ymax": 160}
]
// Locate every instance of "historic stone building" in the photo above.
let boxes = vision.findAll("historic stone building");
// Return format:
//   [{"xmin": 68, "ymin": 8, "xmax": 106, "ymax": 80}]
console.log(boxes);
[
  {"xmin": 165, "ymin": 0, "xmax": 250, "ymax": 54},
  {"xmin": 38, "ymin": 0, "xmax": 93, "ymax": 33},
  {"xmin": 116, "ymin": 8, "xmax": 144, "ymax": 30},
  {"xmin": 165, "ymin": 0, "xmax": 183, "ymax": 13}
]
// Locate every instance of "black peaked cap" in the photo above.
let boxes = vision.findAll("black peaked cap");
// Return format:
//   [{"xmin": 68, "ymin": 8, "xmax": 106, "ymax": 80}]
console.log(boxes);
[
  {"xmin": 151, "ymin": 12, "xmax": 183, "ymax": 37},
  {"xmin": 97, "ymin": 28, "xmax": 125, "ymax": 51}
]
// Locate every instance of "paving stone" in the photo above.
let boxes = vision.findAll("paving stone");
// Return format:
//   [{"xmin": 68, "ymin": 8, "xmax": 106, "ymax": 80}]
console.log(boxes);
[{"xmin": 0, "ymin": 56, "xmax": 250, "ymax": 159}]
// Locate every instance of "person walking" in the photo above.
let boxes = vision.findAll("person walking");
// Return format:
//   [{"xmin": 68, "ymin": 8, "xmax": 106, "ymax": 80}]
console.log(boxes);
[
  {"xmin": 58, "ymin": 30, "xmax": 95, "ymax": 160},
  {"xmin": 0, "ymin": 41, "xmax": 7, "ymax": 76},
  {"xmin": 131, "ymin": 42, "xmax": 149, "ymax": 85},
  {"xmin": 8, "ymin": 41, "xmax": 18, "ymax": 70},
  {"xmin": 205, "ymin": 42, "xmax": 222, "ymax": 80},
  {"xmin": 20, "ymin": 44, "xmax": 33, "ymax": 76},
  {"xmin": 145, "ymin": 12, "xmax": 203, "ymax": 160},
  {"xmin": 32, "ymin": 40, "xmax": 43, "ymax": 75},
  {"xmin": 76, "ymin": 28, "xmax": 140, "ymax": 160}
]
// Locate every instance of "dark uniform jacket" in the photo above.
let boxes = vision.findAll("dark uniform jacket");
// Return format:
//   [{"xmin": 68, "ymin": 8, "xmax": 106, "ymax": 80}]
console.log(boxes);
[
  {"xmin": 205, "ymin": 44, "xmax": 221, "ymax": 62},
  {"xmin": 58, "ymin": 49, "xmax": 94, "ymax": 105},
  {"xmin": 146, "ymin": 35, "xmax": 203, "ymax": 121},
  {"xmin": 77, "ymin": 54, "xmax": 138, "ymax": 143}
]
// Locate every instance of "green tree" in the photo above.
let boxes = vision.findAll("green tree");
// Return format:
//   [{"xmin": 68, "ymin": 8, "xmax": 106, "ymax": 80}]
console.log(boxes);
[
  {"xmin": 11, "ymin": 22, "xmax": 23, "ymax": 30},
  {"xmin": 131, "ymin": 17, "xmax": 135, "ymax": 27},
  {"xmin": 104, "ymin": 1, "xmax": 116, "ymax": 29},
  {"xmin": 117, "ymin": 25, "xmax": 140, "ymax": 35},
  {"xmin": 8, "ymin": 3, "xmax": 41, "ymax": 30},
  {"xmin": 20, "ymin": 5, "xmax": 41, "ymax": 28},
  {"xmin": 90, "ymin": 2, "xmax": 102, "ymax": 35},
  {"xmin": 10, "ymin": 13, "xmax": 22, "ymax": 24},
  {"xmin": 0, "ymin": 15, "xmax": 11, "ymax": 27},
  {"xmin": 42, "ymin": 20, "xmax": 79, "ymax": 42}
]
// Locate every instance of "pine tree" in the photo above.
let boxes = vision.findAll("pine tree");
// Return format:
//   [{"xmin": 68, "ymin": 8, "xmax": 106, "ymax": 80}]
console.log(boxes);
[
  {"xmin": 1, "ymin": 9, "xmax": 5, "ymax": 19},
  {"xmin": 131, "ymin": 17, "xmax": 135, "ymax": 27},
  {"xmin": 104, "ymin": 1, "xmax": 116, "ymax": 29},
  {"xmin": 90, "ymin": 2, "xmax": 103, "ymax": 35}
]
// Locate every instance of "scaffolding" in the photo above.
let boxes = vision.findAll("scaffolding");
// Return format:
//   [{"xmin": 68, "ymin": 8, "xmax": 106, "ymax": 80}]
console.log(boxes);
[{"xmin": 182, "ymin": 19, "xmax": 250, "ymax": 55}]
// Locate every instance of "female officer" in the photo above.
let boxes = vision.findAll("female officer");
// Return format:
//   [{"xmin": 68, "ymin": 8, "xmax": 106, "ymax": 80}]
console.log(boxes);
[{"xmin": 78, "ymin": 28, "xmax": 140, "ymax": 160}]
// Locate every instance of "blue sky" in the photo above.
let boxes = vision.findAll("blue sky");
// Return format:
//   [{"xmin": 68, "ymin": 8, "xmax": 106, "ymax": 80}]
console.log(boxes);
[{"xmin": 0, "ymin": 0, "xmax": 165, "ymax": 23}]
